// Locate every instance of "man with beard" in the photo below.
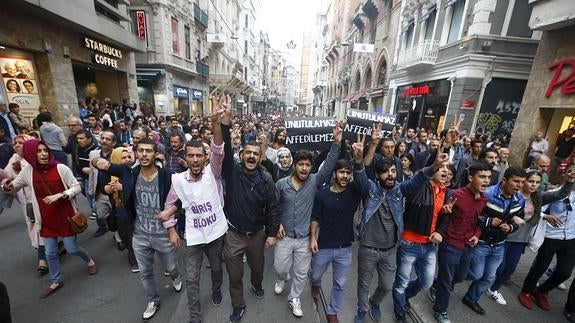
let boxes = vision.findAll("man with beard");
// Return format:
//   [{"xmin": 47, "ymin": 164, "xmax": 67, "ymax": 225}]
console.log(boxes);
[
  {"xmin": 364, "ymin": 137, "xmax": 404, "ymax": 182},
  {"xmin": 190, "ymin": 127, "xmax": 200, "ymax": 141},
  {"xmin": 461, "ymin": 167, "xmax": 526, "ymax": 315},
  {"xmin": 265, "ymin": 128, "xmax": 287, "ymax": 164},
  {"xmin": 88, "ymin": 131, "xmax": 116, "ymax": 236},
  {"xmin": 351, "ymin": 125, "xmax": 448, "ymax": 323},
  {"xmin": 272, "ymin": 124, "xmax": 342, "ymax": 318},
  {"xmin": 455, "ymin": 139, "xmax": 483, "ymax": 186},
  {"xmin": 92, "ymin": 138, "xmax": 182, "ymax": 320},
  {"xmin": 458, "ymin": 149, "xmax": 499, "ymax": 188},
  {"xmin": 116, "ymin": 120, "xmax": 132, "ymax": 147},
  {"xmin": 87, "ymin": 114, "xmax": 103, "ymax": 144},
  {"xmin": 430, "ymin": 163, "xmax": 492, "ymax": 323},
  {"xmin": 199, "ymin": 127, "xmax": 212, "ymax": 144},
  {"xmin": 166, "ymin": 134, "xmax": 187, "ymax": 174},
  {"xmin": 219, "ymin": 96, "xmax": 280, "ymax": 323},
  {"xmin": 309, "ymin": 156, "xmax": 362, "ymax": 323},
  {"xmin": 159, "ymin": 104, "xmax": 227, "ymax": 323}
]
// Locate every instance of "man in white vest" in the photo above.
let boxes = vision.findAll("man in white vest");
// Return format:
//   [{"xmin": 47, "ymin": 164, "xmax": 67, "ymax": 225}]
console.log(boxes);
[{"xmin": 160, "ymin": 103, "xmax": 227, "ymax": 323}]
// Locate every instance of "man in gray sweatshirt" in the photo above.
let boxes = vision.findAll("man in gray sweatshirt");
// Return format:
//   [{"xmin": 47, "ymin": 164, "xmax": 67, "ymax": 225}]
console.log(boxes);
[{"xmin": 269, "ymin": 123, "xmax": 342, "ymax": 317}]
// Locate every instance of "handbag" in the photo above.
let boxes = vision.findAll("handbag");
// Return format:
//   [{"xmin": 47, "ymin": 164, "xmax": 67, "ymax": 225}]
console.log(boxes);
[
  {"xmin": 528, "ymin": 212, "xmax": 547, "ymax": 252},
  {"xmin": 36, "ymin": 171, "xmax": 88, "ymax": 234}
]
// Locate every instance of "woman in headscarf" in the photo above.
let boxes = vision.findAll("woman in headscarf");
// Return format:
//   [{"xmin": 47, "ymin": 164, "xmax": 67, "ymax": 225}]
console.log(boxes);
[
  {"xmin": 3, "ymin": 139, "xmax": 96, "ymax": 298},
  {"xmin": 106, "ymin": 147, "xmax": 138, "ymax": 273},
  {"xmin": 0, "ymin": 134, "xmax": 49, "ymax": 275}
]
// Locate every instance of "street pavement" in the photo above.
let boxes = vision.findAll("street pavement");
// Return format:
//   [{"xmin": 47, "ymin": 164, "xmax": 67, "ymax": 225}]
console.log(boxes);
[{"xmin": 2, "ymin": 193, "xmax": 573, "ymax": 323}]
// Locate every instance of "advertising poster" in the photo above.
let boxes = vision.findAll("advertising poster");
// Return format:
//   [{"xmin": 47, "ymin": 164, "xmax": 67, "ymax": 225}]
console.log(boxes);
[{"xmin": 0, "ymin": 55, "xmax": 40, "ymax": 125}]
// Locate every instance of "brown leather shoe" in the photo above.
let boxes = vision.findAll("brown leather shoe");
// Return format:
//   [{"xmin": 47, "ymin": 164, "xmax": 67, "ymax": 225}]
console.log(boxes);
[
  {"xmin": 40, "ymin": 282, "xmax": 64, "ymax": 298},
  {"xmin": 88, "ymin": 259, "xmax": 98, "ymax": 275}
]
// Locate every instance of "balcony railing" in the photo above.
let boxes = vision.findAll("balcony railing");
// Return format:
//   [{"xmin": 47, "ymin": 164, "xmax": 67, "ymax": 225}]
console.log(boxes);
[
  {"xmin": 196, "ymin": 62, "xmax": 209, "ymax": 78},
  {"xmin": 194, "ymin": 3, "xmax": 208, "ymax": 29},
  {"xmin": 397, "ymin": 40, "xmax": 439, "ymax": 69}
]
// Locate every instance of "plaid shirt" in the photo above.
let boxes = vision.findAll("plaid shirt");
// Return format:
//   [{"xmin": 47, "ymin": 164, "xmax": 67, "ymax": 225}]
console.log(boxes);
[{"xmin": 167, "ymin": 149, "xmax": 186, "ymax": 174}]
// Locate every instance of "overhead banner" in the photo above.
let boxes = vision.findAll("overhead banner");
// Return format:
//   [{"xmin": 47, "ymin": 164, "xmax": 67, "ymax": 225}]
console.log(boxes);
[{"xmin": 284, "ymin": 111, "xmax": 397, "ymax": 151}]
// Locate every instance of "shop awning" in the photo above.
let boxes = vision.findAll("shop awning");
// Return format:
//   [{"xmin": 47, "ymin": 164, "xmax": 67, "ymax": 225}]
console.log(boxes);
[
  {"xmin": 342, "ymin": 94, "xmax": 354, "ymax": 102},
  {"xmin": 350, "ymin": 92, "xmax": 365, "ymax": 102},
  {"xmin": 136, "ymin": 68, "xmax": 164, "ymax": 81},
  {"xmin": 369, "ymin": 89, "xmax": 384, "ymax": 97}
]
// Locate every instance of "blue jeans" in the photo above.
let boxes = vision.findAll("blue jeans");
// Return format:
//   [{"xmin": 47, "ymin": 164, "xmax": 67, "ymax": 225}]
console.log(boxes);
[
  {"xmin": 44, "ymin": 236, "xmax": 91, "ymax": 284},
  {"xmin": 132, "ymin": 232, "xmax": 180, "ymax": 303},
  {"xmin": 433, "ymin": 242, "xmax": 471, "ymax": 314},
  {"xmin": 392, "ymin": 239, "xmax": 436, "ymax": 316},
  {"xmin": 81, "ymin": 180, "xmax": 95, "ymax": 214},
  {"xmin": 490, "ymin": 241, "xmax": 525, "ymax": 291},
  {"xmin": 463, "ymin": 242, "xmax": 505, "ymax": 303},
  {"xmin": 310, "ymin": 247, "xmax": 352, "ymax": 315}
]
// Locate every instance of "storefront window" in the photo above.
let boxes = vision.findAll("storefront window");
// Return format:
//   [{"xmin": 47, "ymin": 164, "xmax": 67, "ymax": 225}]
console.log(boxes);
[{"xmin": 395, "ymin": 79, "xmax": 451, "ymax": 134}]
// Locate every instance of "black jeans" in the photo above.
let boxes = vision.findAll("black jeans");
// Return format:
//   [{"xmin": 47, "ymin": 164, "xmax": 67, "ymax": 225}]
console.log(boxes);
[
  {"xmin": 522, "ymin": 238, "xmax": 575, "ymax": 294},
  {"xmin": 0, "ymin": 281, "xmax": 11, "ymax": 323}
]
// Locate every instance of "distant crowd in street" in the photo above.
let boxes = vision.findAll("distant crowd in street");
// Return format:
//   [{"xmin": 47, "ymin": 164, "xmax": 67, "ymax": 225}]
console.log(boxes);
[{"xmin": 1, "ymin": 95, "xmax": 575, "ymax": 323}]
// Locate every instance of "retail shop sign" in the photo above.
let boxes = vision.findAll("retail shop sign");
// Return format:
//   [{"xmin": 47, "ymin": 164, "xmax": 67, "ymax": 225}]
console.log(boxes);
[
  {"xmin": 83, "ymin": 36, "xmax": 123, "ymax": 69},
  {"xmin": 173, "ymin": 86, "xmax": 189, "ymax": 98},
  {"xmin": 192, "ymin": 89, "xmax": 203, "ymax": 100},
  {"xmin": 545, "ymin": 59, "xmax": 575, "ymax": 97},
  {"xmin": 136, "ymin": 11, "xmax": 146, "ymax": 40},
  {"xmin": 404, "ymin": 85, "xmax": 430, "ymax": 96}
]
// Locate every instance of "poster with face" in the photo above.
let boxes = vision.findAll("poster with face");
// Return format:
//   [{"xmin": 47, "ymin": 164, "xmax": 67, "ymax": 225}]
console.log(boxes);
[{"xmin": 0, "ymin": 55, "xmax": 40, "ymax": 122}]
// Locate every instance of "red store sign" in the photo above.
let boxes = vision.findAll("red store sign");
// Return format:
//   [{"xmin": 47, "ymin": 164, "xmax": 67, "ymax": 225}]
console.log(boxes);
[
  {"xmin": 404, "ymin": 85, "xmax": 430, "ymax": 96},
  {"xmin": 136, "ymin": 11, "xmax": 147, "ymax": 40},
  {"xmin": 545, "ymin": 59, "xmax": 575, "ymax": 97}
]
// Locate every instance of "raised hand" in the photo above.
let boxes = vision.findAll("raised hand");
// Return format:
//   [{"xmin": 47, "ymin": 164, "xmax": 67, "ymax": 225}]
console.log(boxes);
[
  {"xmin": 371, "ymin": 123, "xmax": 383, "ymax": 144},
  {"xmin": 332, "ymin": 121, "xmax": 343, "ymax": 144},
  {"xmin": 352, "ymin": 133, "xmax": 366, "ymax": 163},
  {"xmin": 441, "ymin": 196, "xmax": 458, "ymax": 214}
]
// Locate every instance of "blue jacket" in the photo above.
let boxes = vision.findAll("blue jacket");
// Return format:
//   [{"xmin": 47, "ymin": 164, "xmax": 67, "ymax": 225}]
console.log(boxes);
[
  {"xmin": 353, "ymin": 162, "xmax": 434, "ymax": 243},
  {"xmin": 479, "ymin": 184, "xmax": 525, "ymax": 244}
]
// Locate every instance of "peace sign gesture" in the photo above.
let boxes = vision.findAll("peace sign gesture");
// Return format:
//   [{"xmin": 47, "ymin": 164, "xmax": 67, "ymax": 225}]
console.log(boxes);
[
  {"xmin": 212, "ymin": 94, "xmax": 232, "ymax": 126},
  {"xmin": 441, "ymin": 196, "xmax": 458, "ymax": 214},
  {"xmin": 371, "ymin": 123, "xmax": 383, "ymax": 144},
  {"xmin": 352, "ymin": 133, "xmax": 366, "ymax": 163}
]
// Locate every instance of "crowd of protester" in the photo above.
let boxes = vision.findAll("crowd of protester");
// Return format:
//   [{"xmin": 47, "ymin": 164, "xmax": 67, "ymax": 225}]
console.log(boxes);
[{"xmin": 0, "ymin": 96, "xmax": 575, "ymax": 323}]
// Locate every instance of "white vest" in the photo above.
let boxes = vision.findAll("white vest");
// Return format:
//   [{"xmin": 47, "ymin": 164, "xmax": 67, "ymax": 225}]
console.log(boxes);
[{"xmin": 171, "ymin": 167, "xmax": 228, "ymax": 246}]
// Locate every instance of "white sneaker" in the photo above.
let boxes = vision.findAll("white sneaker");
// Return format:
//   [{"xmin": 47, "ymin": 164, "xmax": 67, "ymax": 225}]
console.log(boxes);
[
  {"xmin": 289, "ymin": 297, "xmax": 303, "ymax": 317},
  {"xmin": 242, "ymin": 254, "xmax": 247, "ymax": 263},
  {"xmin": 172, "ymin": 276, "xmax": 183, "ymax": 292},
  {"xmin": 142, "ymin": 301, "xmax": 160, "ymax": 320},
  {"xmin": 558, "ymin": 282, "xmax": 567, "ymax": 290},
  {"xmin": 274, "ymin": 279, "xmax": 286, "ymax": 295},
  {"xmin": 487, "ymin": 289, "xmax": 507, "ymax": 305}
]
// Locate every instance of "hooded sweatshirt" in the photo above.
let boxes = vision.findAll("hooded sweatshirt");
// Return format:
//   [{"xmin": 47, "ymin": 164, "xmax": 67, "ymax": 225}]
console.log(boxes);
[{"xmin": 39, "ymin": 122, "xmax": 66, "ymax": 152}]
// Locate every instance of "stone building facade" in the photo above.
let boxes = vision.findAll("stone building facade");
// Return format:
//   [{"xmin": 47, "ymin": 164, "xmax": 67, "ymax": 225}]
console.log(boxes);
[
  {"xmin": 509, "ymin": 1, "xmax": 575, "ymax": 166},
  {"xmin": 0, "ymin": 0, "xmax": 144, "ymax": 125}
]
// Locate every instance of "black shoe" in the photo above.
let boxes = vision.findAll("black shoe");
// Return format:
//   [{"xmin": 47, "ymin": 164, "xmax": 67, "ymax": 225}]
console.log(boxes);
[
  {"xmin": 212, "ymin": 290, "xmax": 222, "ymax": 306},
  {"xmin": 93, "ymin": 227, "xmax": 108, "ymax": 238},
  {"xmin": 395, "ymin": 314, "xmax": 407, "ymax": 323},
  {"xmin": 57, "ymin": 241, "xmax": 67, "ymax": 256},
  {"xmin": 230, "ymin": 306, "xmax": 246, "ymax": 322},
  {"xmin": 462, "ymin": 298, "xmax": 486, "ymax": 315},
  {"xmin": 116, "ymin": 241, "xmax": 125, "ymax": 251},
  {"xmin": 251, "ymin": 285, "xmax": 264, "ymax": 299}
]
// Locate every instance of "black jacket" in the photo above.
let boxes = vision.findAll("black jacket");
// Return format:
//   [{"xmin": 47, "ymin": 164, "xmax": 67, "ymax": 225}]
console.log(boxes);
[
  {"xmin": 222, "ymin": 124, "xmax": 280, "ymax": 236},
  {"xmin": 107, "ymin": 164, "xmax": 175, "ymax": 223},
  {"xmin": 403, "ymin": 181, "xmax": 451, "ymax": 237}
]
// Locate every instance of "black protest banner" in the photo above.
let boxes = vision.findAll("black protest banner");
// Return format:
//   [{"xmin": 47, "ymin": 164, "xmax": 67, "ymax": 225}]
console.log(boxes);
[
  {"xmin": 344, "ymin": 109, "xmax": 396, "ymax": 141},
  {"xmin": 284, "ymin": 117, "xmax": 336, "ymax": 151}
]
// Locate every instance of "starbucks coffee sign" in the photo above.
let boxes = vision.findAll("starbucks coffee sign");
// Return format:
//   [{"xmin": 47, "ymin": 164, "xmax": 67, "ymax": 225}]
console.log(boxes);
[{"xmin": 83, "ymin": 36, "xmax": 123, "ymax": 69}]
